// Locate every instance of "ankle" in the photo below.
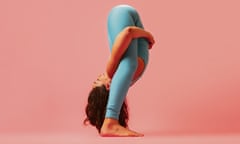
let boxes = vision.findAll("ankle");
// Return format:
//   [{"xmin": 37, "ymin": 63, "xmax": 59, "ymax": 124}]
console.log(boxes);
[
  {"xmin": 101, "ymin": 118, "xmax": 119, "ymax": 130},
  {"xmin": 103, "ymin": 118, "xmax": 119, "ymax": 125}
]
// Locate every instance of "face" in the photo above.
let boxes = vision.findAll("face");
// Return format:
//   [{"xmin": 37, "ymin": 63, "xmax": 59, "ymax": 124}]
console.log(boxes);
[{"xmin": 92, "ymin": 73, "xmax": 111, "ymax": 90}]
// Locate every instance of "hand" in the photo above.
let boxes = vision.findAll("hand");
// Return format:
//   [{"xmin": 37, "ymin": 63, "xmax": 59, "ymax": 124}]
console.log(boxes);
[
  {"xmin": 103, "ymin": 73, "xmax": 111, "ymax": 90},
  {"xmin": 147, "ymin": 32, "xmax": 155, "ymax": 49},
  {"xmin": 95, "ymin": 73, "xmax": 111, "ymax": 90}
]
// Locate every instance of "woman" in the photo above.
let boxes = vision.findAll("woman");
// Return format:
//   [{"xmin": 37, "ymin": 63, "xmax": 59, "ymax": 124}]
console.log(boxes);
[{"xmin": 84, "ymin": 4, "xmax": 155, "ymax": 137}]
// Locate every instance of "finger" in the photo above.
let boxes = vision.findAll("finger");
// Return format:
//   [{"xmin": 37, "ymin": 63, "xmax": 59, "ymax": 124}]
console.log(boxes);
[{"xmin": 148, "ymin": 43, "xmax": 153, "ymax": 49}]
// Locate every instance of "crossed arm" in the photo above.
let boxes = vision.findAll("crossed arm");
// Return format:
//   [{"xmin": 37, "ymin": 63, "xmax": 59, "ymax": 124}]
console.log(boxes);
[{"xmin": 105, "ymin": 26, "xmax": 155, "ymax": 79}]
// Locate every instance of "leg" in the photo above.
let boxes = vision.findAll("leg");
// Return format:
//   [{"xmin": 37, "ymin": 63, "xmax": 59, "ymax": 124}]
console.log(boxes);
[
  {"xmin": 132, "ymin": 9, "xmax": 150, "ymax": 84},
  {"xmin": 106, "ymin": 4, "xmax": 139, "ymax": 120},
  {"xmin": 101, "ymin": 5, "xmax": 143, "ymax": 137}
]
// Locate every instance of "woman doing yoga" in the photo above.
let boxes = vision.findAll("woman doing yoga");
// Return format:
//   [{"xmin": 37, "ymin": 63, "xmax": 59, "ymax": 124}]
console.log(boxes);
[{"xmin": 84, "ymin": 4, "xmax": 155, "ymax": 137}]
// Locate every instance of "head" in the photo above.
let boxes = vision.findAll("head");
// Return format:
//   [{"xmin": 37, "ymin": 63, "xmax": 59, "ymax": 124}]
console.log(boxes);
[{"xmin": 84, "ymin": 76, "xmax": 129, "ymax": 133}]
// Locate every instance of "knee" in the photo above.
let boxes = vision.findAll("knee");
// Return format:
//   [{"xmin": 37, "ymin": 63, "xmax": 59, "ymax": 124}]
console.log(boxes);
[
  {"xmin": 113, "ymin": 4, "xmax": 136, "ymax": 14},
  {"xmin": 115, "ymin": 4, "xmax": 134, "ymax": 10}
]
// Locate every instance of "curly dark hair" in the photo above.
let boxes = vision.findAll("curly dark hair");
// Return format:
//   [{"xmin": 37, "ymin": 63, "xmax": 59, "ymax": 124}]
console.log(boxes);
[{"xmin": 84, "ymin": 85, "xmax": 129, "ymax": 133}]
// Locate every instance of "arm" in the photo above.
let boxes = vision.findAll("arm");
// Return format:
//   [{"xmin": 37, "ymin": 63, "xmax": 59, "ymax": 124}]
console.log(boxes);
[
  {"xmin": 129, "ymin": 26, "xmax": 154, "ymax": 41},
  {"xmin": 129, "ymin": 26, "xmax": 155, "ymax": 49},
  {"xmin": 105, "ymin": 26, "xmax": 154, "ymax": 79}
]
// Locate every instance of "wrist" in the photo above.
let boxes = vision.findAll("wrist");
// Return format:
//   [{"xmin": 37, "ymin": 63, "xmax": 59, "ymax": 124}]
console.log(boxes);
[{"xmin": 105, "ymin": 72, "xmax": 111, "ymax": 81}]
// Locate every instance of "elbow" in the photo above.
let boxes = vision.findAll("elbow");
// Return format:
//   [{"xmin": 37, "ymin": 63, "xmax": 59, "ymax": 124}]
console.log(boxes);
[
  {"xmin": 124, "ymin": 26, "xmax": 134, "ymax": 38},
  {"xmin": 125, "ymin": 26, "xmax": 132, "ymax": 33}
]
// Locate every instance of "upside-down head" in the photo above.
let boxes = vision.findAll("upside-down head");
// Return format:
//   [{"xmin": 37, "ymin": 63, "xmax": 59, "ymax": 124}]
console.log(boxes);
[{"xmin": 84, "ymin": 84, "xmax": 129, "ymax": 133}]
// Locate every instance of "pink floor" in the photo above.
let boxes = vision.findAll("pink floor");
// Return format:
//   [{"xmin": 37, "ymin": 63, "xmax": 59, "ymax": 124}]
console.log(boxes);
[{"xmin": 1, "ymin": 132, "xmax": 240, "ymax": 144}]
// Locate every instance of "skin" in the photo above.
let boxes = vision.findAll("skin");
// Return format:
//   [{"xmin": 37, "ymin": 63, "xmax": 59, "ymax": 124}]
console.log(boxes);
[
  {"xmin": 92, "ymin": 57, "xmax": 145, "ymax": 90},
  {"xmin": 93, "ymin": 26, "xmax": 155, "ymax": 137}
]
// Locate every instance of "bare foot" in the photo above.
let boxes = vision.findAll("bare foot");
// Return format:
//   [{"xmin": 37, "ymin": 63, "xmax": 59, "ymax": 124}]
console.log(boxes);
[{"xmin": 100, "ymin": 118, "xmax": 144, "ymax": 137}]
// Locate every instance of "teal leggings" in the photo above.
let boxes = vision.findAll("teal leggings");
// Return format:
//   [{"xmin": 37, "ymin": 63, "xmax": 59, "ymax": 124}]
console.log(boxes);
[{"xmin": 105, "ymin": 5, "xmax": 149, "ymax": 119}]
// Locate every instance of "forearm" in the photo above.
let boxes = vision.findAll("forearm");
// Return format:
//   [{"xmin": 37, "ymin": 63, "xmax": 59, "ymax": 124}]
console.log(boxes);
[
  {"xmin": 105, "ymin": 27, "xmax": 133, "ymax": 79},
  {"xmin": 128, "ymin": 26, "xmax": 152, "ymax": 39},
  {"xmin": 105, "ymin": 58, "xmax": 117, "ymax": 79},
  {"xmin": 128, "ymin": 26, "xmax": 155, "ymax": 49}
]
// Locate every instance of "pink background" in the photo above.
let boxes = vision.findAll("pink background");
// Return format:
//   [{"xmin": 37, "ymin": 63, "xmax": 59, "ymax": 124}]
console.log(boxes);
[{"xmin": 0, "ymin": 0, "xmax": 240, "ymax": 136}]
